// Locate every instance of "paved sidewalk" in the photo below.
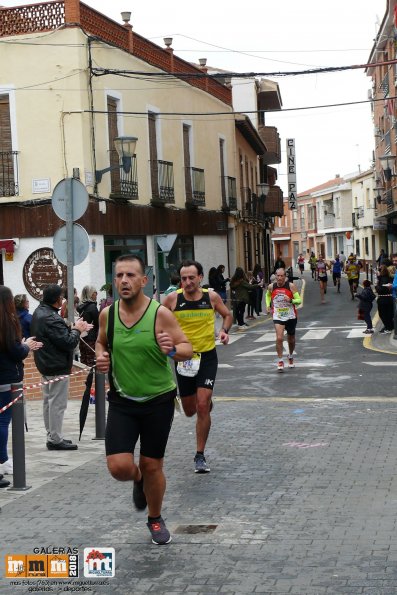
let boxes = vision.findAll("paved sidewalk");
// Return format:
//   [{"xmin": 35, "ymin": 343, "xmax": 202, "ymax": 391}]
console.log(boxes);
[
  {"xmin": 366, "ymin": 312, "xmax": 397, "ymax": 355},
  {"xmin": 3, "ymin": 396, "xmax": 397, "ymax": 593}
]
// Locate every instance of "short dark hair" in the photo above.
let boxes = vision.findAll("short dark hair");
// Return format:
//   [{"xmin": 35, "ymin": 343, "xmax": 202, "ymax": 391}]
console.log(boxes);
[
  {"xmin": 115, "ymin": 254, "xmax": 145, "ymax": 275},
  {"xmin": 43, "ymin": 284, "xmax": 63, "ymax": 305},
  {"xmin": 363, "ymin": 279, "xmax": 371, "ymax": 287},
  {"xmin": 178, "ymin": 260, "xmax": 203, "ymax": 276}
]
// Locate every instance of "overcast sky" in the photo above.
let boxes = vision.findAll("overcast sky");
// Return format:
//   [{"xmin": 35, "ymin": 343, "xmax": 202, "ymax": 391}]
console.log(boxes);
[{"xmin": 2, "ymin": 0, "xmax": 387, "ymax": 193}]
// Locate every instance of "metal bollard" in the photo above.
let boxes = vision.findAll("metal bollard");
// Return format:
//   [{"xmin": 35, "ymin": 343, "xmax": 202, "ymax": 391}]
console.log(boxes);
[
  {"xmin": 93, "ymin": 370, "xmax": 106, "ymax": 440},
  {"xmin": 9, "ymin": 383, "xmax": 31, "ymax": 491}
]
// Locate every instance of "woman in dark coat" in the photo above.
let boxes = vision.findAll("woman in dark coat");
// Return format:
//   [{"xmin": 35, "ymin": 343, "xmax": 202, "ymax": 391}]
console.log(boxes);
[
  {"xmin": 14, "ymin": 293, "xmax": 33, "ymax": 339},
  {"xmin": 376, "ymin": 264, "xmax": 394, "ymax": 333},
  {"xmin": 0, "ymin": 286, "xmax": 42, "ymax": 484},
  {"xmin": 76, "ymin": 285, "xmax": 99, "ymax": 406}
]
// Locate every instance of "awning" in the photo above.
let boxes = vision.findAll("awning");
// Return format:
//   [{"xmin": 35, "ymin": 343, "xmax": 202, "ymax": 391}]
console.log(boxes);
[{"xmin": 0, "ymin": 239, "xmax": 15, "ymax": 252}]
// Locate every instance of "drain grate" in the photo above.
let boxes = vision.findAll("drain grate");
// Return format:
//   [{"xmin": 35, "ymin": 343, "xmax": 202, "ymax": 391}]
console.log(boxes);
[{"xmin": 174, "ymin": 524, "xmax": 218, "ymax": 534}]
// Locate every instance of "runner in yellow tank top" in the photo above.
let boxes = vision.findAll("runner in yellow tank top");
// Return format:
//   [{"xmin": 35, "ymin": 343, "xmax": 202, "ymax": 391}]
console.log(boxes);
[{"xmin": 163, "ymin": 260, "xmax": 232, "ymax": 474}]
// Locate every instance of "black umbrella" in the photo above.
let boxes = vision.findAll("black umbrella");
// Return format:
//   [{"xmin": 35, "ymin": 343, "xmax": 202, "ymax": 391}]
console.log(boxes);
[{"xmin": 79, "ymin": 367, "xmax": 94, "ymax": 441}]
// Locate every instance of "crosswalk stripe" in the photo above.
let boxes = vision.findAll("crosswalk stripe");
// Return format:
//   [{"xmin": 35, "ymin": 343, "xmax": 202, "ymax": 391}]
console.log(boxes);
[
  {"xmin": 301, "ymin": 329, "xmax": 331, "ymax": 340},
  {"xmin": 364, "ymin": 362, "xmax": 397, "ymax": 366}
]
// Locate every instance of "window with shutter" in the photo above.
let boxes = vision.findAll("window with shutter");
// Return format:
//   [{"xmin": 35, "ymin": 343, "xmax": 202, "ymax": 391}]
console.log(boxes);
[
  {"xmin": 107, "ymin": 96, "xmax": 120, "ymax": 194},
  {"xmin": 0, "ymin": 95, "xmax": 16, "ymax": 197},
  {"xmin": 148, "ymin": 112, "xmax": 159, "ymax": 199},
  {"xmin": 183, "ymin": 124, "xmax": 192, "ymax": 202}
]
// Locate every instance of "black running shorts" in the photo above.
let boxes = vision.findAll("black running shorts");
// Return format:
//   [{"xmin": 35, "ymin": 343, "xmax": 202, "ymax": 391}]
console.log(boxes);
[
  {"xmin": 105, "ymin": 389, "xmax": 176, "ymax": 459},
  {"xmin": 273, "ymin": 318, "xmax": 297, "ymax": 336},
  {"xmin": 175, "ymin": 348, "xmax": 218, "ymax": 397}
]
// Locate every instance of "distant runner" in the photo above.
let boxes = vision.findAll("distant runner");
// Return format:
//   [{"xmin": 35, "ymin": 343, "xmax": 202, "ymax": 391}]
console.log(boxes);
[{"xmin": 266, "ymin": 268, "xmax": 301, "ymax": 372}]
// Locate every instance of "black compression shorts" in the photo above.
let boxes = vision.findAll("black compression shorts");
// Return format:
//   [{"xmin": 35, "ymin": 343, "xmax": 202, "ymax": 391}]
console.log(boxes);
[
  {"xmin": 105, "ymin": 389, "xmax": 176, "ymax": 459},
  {"xmin": 175, "ymin": 348, "xmax": 218, "ymax": 397},
  {"xmin": 273, "ymin": 318, "xmax": 297, "ymax": 336}
]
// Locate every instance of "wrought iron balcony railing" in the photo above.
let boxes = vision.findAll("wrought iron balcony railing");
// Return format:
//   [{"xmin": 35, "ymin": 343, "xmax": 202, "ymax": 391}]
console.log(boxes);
[
  {"xmin": 0, "ymin": 151, "xmax": 18, "ymax": 197},
  {"xmin": 185, "ymin": 166, "xmax": 205, "ymax": 207},
  {"xmin": 150, "ymin": 160, "xmax": 175, "ymax": 205},
  {"xmin": 223, "ymin": 176, "xmax": 237, "ymax": 211},
  {"xmin": 109, "ymin": 153, "xmax": 138, "ymax": 200}
]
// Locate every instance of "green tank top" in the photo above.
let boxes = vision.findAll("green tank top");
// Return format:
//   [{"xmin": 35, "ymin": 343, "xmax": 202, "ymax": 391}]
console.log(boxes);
[{"xmin": 108, "ymin": 299, "xmax": 176, "ymax": 403}]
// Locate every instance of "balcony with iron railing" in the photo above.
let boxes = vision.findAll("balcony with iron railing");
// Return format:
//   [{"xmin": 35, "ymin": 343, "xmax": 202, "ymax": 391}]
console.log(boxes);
[
  {"xmin": 241, "ymin": 187, "xmax": 253, "ymax": 220},
  {"xmin": 185, "ymin": 166, "xmax": 205, "ymax": 208},
  {"xmin": 323, "ymin": 214, "xmax": 336, "ymax": 228},
  {"xmin": 263, "ymin": 185, "xmax": 283, "ymax": 217},
  {"xmin": 257, "ymin": 126, "xmax": 281, "ymax": 165},
  {"xmin": 223, "ymin": 176, "xmax": 237, "ymax": 211},
  {"xmin": 109, "ymin": 152, "xmax": 138, "ymax": 200},
  {"xmin": 380, "ymin": 72, "xmax": 390, "ymax": 98},
  {"xmin": 150, "ymin": 160, "xmax": 175, "ymax": 205},
  {"xmin": 0, "ymin": 151, "xmax": 18, "ymax": 197}
]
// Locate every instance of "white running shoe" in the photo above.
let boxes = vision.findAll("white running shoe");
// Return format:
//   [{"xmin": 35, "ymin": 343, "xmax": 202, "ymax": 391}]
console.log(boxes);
[
  {"xmin": 288, "ymin": 356, "xmax": 295, "ymax": 368},
  {"xmin": 0, "ymin": 458, "xmax": 13, "ymax": 474},
  {"xmin": 277, "ymin": 360, "xmax": 284, "ymax": 372}
]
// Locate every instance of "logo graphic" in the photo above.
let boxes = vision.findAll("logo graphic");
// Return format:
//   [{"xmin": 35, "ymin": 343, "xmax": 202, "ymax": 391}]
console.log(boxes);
[
  {"xmin": 5, "ymin": 555, "xmax": 26, "ymax": 578},
  {"xmin": 204, "ymin": 378, "xmax": 214, "ymax": 387},
  {"xmin": 5, "ymin": 554, "xmax": 78, "ymax": 578},
  {"xmin": 84, "ymin": 548, "xmax": 115, "ymax": 578}
]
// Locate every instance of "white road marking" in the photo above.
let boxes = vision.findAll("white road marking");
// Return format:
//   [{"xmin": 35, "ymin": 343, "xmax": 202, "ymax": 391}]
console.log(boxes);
[
  {"xmin": 363, "ymin": 362, "xmax": 397, "ymax": 366},
  {"xmin": 346, "ymin": 328, "xmax": 368, "ymax": 338},
  {"xmin": 218, "ymin": 363, "xmax": 233, "ymax": 368},
  {"xmin": 301, "ymin": 329, "xmax": 331, "ymax": 340}
]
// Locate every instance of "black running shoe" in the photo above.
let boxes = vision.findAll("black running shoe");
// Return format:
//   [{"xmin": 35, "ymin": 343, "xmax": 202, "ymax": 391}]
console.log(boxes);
[{"xmin": 133, "ymin": 477, "xmax": 147, "ymax": 511}]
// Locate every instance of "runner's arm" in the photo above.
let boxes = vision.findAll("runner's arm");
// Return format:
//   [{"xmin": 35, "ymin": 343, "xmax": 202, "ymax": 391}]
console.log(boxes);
[
  {"xmin": 95, "ymin": 307, "xmax": 110, "ymax": 373},
  {"xmin": 209, "ymin": 291, "xmax": 232, "ymax": 345},
  {"xmin": 156, "ymin": 306, "xmax": 193, "ymax": 361},
  {"xmin": 289, "ymin": 282, "xmax": 302, "ymax": 305},
  {"xmin": 265, "ymin": 287, "xmax": 272, "ymax": 312}
]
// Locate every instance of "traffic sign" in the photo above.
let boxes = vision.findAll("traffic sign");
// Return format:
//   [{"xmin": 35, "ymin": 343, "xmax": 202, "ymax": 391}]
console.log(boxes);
[
  {"xmin": 53, "ymin": 223, "xmax": 89, "ymax": 266},
  {"xmin": 52, "ymin": 178, "xmax": 88, "ymax": 221}
]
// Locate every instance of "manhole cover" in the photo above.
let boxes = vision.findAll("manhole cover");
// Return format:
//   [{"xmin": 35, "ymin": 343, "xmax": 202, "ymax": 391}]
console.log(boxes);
[{"xmin": 174, "ymin": 524, "xmax": 218, "ymax": 534}]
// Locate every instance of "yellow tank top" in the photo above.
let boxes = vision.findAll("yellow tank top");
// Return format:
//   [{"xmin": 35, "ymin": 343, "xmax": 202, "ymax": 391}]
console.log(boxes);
[{"xmin": 173, "ymin": 289, "xmax": 215, "ymax": 353}]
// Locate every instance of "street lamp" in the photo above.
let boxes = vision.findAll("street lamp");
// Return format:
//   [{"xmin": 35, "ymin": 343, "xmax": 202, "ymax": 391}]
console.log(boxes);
[
  {"xmin": 379, "ymin": 154, "xmax": 397, "ymax": 181},
  {"xmin": 95, "ymin": 136, "xmax": 138, "ymax": 184},
  {"xmin": 257, "ymin": 182, "xmax": 270, "ymax": 201}
]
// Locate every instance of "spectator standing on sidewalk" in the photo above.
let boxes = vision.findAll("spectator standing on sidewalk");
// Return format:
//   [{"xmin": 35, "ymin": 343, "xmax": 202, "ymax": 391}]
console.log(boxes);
[
  {"xmin": 14, "ymin": 293, "xmax": 33, "ymax": 339},
  {"xmin": 375, "ymin": 264, "xmax": 394, "ymax": 333},
  {"xmin": 230, "ymin": 267, "xmax": 252, "ymax": 330},
  {"xmin": 163, "ymin": 260, "xmax": 232, "ymax": 474},
  {"xmin": 252, "ymin": 264, "xmax": 265, "ymax": 314},
  {"xmin": 96, "ymin": 254, "xmax": 192, "ymax": 545},
  {"xmin": 0, "ymin": 286, "xmax": 42, "ymax": 481},
  {"xmin": 31, "ymin": 284, "xmax": 92, "ymax": 451},
  {"xmin": 77, "ymin": 285, "xmax": 99, "ymax": 407},
  {"xmin": 355, "ymin": 280, "xmax": 376, "ymax": 334},
  {"xmin": 273, "ymin": 254, "xmax": 285, "ymax": 275}
]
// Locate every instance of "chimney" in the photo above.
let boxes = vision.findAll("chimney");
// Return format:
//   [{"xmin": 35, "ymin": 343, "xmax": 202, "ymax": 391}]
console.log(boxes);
[{"xmin": 64, "ymin": 0, "xmax": 81, "ymax": 24}]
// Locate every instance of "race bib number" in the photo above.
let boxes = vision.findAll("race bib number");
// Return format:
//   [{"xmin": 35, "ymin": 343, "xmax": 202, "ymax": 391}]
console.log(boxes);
[
  {"xmin": 177, "ymin": 353, "xmax": 201, "ymax": 377},
  {"xmin": 274, "ymin": 306, "xmax": 290, "ymax": 321}
]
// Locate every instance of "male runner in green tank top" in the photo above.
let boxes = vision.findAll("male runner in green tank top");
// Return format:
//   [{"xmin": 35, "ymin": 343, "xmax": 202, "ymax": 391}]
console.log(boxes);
[{"xmin": 96, "ymin": 255, "xmax": 192, "ymax": 545}]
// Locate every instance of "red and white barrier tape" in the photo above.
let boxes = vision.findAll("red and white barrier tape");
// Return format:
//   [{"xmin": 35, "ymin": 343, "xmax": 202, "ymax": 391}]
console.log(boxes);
[{"xmin": 0, "ymin": 366, "xmax": 94, "ymax": 414}]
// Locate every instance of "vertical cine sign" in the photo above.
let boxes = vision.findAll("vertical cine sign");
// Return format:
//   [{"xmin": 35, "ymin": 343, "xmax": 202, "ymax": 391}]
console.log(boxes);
[{"xmin": 287, "ymin": 138, "xmax": 297, "ymax": 210}]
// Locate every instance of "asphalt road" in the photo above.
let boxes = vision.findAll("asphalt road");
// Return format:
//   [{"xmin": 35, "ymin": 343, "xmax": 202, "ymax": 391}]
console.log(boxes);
[{"xmin": 216, "ymin": 272, "xmax": 393, "ymax": 399}]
